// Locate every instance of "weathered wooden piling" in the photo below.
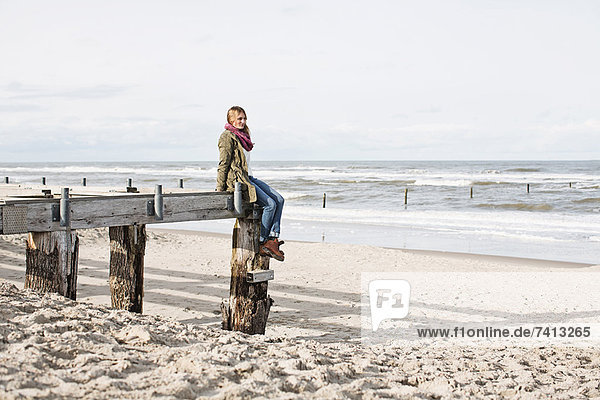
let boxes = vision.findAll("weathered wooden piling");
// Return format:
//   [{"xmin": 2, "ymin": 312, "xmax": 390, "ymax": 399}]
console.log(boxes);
[
  {"xmin": 527, "ymin": 183, "xmax": 530, "ymax": 193},
  {"xmin": 109, "ymin": 225, "xmax": 146, "ymax": 313},
  {"xmin": 82, "ymin": 178, "xmax": 87, "ymax": 186},
  {"xmin": 405, "ymin": 188, "xmax": 408, "ymax": 205},
  {"xmin": 24, "ymin": 187, "xmax": 80, "ymax": 299},
  {"xmin": 3, "ymin": 177, "xmax": 8, "ymax": 184},
  {"xmin": 179, "ymin": 179, "xmax": 184, "ymax": 189},
  {"xmin": 25, "ymin": 231, "xmax": 79, "ymax": 300},
  {"xmin": 323, "ymin": 193, "xmax": 327, "ymax": 208},
  {"xmin": 221, "ymin": 206, "xmax": 273, "ymax": 335},
  {"xmin": 470, "ymin": 187, "xmax": 473, "ymax": 198},
  {"xmin": 42, "ymin": 177, "xmax": 46, "ymax": 185}
]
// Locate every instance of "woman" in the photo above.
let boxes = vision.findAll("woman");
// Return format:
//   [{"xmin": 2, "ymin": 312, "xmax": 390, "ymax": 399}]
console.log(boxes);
[{"xmin": 216, "ymin": 106, "xmax": 285, "ymax": 261}]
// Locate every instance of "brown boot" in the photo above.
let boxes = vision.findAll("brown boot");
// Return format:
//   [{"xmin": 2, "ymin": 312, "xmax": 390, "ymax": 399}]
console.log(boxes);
[{"xmin": 260, "ymin": 239, "xmax": 285, "ymax": 262}]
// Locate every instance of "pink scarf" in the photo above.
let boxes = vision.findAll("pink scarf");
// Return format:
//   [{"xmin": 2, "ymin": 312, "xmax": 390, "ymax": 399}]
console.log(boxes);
[{"xmin": 225, "ymin": 123, "xmax": 254, "ymax": 151}]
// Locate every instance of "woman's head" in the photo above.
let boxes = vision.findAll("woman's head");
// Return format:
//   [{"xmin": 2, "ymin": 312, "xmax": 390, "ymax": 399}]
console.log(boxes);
[{"xmin": 227, "ymin": 106, "xmax": 249, "ymax": 134}]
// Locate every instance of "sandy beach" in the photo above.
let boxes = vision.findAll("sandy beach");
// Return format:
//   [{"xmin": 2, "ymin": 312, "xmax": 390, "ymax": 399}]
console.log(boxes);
[{"xmin": 1, "ymin": 227, "xmax": 600, "ymax": 398}]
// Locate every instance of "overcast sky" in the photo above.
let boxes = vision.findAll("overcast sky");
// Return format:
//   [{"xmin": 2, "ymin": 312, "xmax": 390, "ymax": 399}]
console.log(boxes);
[{"xmin": 1, "ymin": 0, "xmax": 599, "ymax": 162}]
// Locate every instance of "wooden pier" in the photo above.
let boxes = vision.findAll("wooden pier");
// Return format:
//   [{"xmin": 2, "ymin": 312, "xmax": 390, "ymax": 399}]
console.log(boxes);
[{"xmin": 0, "ymin": 183, "xmax": 273, "ymax": 335}]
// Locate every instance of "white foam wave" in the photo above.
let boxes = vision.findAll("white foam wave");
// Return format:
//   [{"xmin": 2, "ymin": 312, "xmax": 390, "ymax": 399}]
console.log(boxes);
[
  {"xmin": 282, "ymin": 206, "xmax": 600, "ymax": 242},
  {"xmin": 412, "ymin": 178, "xmax": 472, "ymax": 187},
  {"xmin": 0, "ymin": 165, "xmax": 218, "ymax": 178},
  {"xmin": 3, "ymin": 163, "xmax": 598, "ymax": 187},
  {"xmin": 255, "ymin": 169, "xmax": 599, "ymax": 186},
  {"xmin": 278, "ymin": 191, "xmax": 313, "ymax": 200}
]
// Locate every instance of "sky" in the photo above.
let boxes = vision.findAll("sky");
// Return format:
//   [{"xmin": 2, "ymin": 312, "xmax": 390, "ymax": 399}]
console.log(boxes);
[{"xmin": 1, "ymin": 0, "xmax": 599, "ymax": 162}]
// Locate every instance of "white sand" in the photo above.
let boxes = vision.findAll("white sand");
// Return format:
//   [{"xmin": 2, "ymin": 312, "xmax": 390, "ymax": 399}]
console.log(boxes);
[{"xmin": 1, "ymin": 228, "xmax": 600, "ymax": 398}]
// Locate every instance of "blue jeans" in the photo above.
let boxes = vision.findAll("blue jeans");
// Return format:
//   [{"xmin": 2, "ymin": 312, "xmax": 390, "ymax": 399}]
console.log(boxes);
[{"xmin": 249, "ymin": 176, "xmax": 284, "ymax": 242}]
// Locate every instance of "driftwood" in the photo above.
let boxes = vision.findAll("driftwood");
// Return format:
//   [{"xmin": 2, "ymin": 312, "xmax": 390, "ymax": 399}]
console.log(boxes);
[
  {"xmin": 221, "ymin": 210, "xmax": 273, "ymax": 334},
  {"xmin": 109, "ymin": 225, "xmax": 146, "ymax": 313},
  {"xmin": 25, "ymin": 231, "xmax": 79, "ymax": 300}
]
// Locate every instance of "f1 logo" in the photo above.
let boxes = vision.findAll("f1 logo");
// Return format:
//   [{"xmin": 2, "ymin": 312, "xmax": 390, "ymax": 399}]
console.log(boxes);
[{"xmin": 369, "ymin": 279, "xmax": 411, "ymax": 331}]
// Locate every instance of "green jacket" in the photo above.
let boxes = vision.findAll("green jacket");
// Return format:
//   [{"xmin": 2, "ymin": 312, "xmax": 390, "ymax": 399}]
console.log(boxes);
[{"xmin": 216, "ymin": 130, "xmax": 257, "ymax": 203}]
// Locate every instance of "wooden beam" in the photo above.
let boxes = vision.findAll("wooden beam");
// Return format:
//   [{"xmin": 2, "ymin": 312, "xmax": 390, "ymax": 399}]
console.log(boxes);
[
  {"xmin": 25, "ymin": 231, "xmax": 79, "ymax": 300},
  {"xmin": 109, "ymin": 225, "xmax": 146, "ymax": 313},
  {"xmin": 0, "ymin": 192, "xmax": 237, "ymax": 234},
  {"xmin": 221, "ymin": 209, "xmax": 273, "ymax": 335}
]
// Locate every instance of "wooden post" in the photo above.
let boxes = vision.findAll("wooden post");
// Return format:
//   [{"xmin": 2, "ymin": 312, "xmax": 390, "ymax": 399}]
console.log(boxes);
[
  {"xmin": 25, "ymin": 231, "xmax": 79, "ymax": 300},
  {"xmin": 221, "ymin": 208, "xmax": 273, "ymax": 334},
  {"xmin": 404, "ymin": 188, "xmax": 408, "ymax": 205},
  {"xmin": 109, "ymin": 225, "xmax": 146, "ymax": 313},
  {"xmin": 179, "ymin": 178, "xmax": 184, "ymax": 189},
  {"xmin": 527, "ymin": 183, "xmax": 530, "ymax": 193},
  {"xmin": 322, "ymin": 193, "xmax": 326, "ymax": 208},
  {"xmin": 42, "ymin": 177, "xmax": 46, "ymax": 185},
  {"xmin": 82, "ymin": 178, "xmax": 87, "ymax": 186},
  {"xmin": 470, "ymin": 187, "xmax": 473, "ymax": 198}
]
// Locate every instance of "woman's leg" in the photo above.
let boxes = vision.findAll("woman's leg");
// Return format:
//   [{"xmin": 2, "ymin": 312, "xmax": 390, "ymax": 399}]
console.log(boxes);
[{"xmin": 249, "ymin": 176, "xmax": 284, "ymax": 240}]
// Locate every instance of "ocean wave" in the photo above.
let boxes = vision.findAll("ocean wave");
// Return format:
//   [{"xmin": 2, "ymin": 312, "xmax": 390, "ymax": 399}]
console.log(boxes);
[
  {"xmin": 328, "ymin": 179, "xmax": 361, "ymax": 184},
  {"xmin": 0, "ymin": 165, "xmax": 218, "ymax": 178},
  {"xmin": 240, "ymin": 168, "xmax": 599, "ymax": 186},
  {"xmin": 574, "ymin": 198, "xmax": 600, "ymax": 204},
  {"xmin": 277, "ymin": 191, "xmax": 347, "ymax": 202},
  {"xmin": 258, "ymin": 169, "xmax": 410, "ymax": 181},
  {"xmin": 346, "ymin": 165, "xmax": 388, "ymax": 170},
  {"xmin": 472, "ymin": 181, "xmax": 511, "ymax": 186},
  {"xmin": 277, "ymin": 191, "xmax": 314, "ymax": 200},
  {"xmin": 505, "ymin": 168, "xmax": 542, "ymax": 172},
  {"xmin": 475, "ymin": 203, "xmax": 554, "ymax": 211},
  {"xmin": 283, "ymin": 206, "xmax": 600, "ymax": 233},
  {"xmin": 463, "ymin": 229, "xmax": 565, "ymax": 242},
  {"xmin": 375, "ymin": 179, "xmax": 416, "ymax": 185},
  {"xmin": 413, "ymin": 179, "xmax": 472, "ymax": 187}
]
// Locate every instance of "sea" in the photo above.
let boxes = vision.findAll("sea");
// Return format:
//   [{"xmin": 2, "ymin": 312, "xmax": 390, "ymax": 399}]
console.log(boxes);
[{"xmin": 1, "ymin": 160, "xmax": 599, "ymax": 264}]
